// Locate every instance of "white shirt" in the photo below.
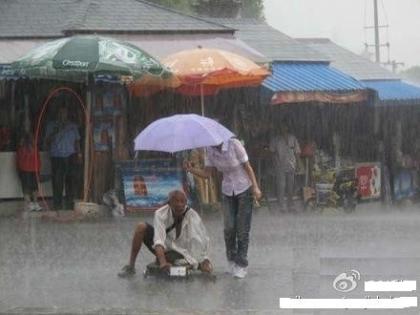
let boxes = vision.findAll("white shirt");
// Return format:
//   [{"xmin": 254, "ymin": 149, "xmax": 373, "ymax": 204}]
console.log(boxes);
[
  {"xmin": 153, "ymin": 204, "xmax": 210, "ymax": 269},
  {"xmin": 204, "ymin": 138, "xmax": 252, "ymax": 196},
  {"xmin": 270, "ymin": 134, "xmax": 301, "ymax": 172}
]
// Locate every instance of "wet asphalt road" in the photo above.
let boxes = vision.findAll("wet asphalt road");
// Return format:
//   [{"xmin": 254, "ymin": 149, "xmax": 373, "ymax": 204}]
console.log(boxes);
[{"xmin": 1, "ymin": 203, "xmax": 420, "ymax": 315}]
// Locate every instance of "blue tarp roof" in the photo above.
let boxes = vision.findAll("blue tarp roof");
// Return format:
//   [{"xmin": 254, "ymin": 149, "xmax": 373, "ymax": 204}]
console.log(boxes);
[
  {"xmin": 362, "ymin": 79, "xmax": 420, "ymax": 106},
  {"xmin": 263, "ymin": 62, "xmax": 365, "ymax": 92}
]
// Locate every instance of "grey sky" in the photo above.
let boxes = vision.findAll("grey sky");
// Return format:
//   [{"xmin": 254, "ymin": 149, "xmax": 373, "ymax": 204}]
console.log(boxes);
[{"xmin": 264, "ymin": 0, "xmax": 420, "ymax": 69}]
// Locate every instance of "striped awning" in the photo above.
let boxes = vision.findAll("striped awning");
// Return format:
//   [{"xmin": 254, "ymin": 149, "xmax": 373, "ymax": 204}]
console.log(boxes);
[{"xmin": 263, "ymin": 62, "xmax": 368, "ymax": 105}]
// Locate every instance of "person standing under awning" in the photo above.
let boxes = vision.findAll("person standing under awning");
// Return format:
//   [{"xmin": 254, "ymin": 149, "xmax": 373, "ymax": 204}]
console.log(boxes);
[{"xmin": 270, "ymin": 121, "xmax": 301, "ymax": 212}]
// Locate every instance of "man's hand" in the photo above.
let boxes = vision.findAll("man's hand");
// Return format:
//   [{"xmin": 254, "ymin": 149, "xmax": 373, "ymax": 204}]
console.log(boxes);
[
  {"xmin": 198, "ymin": 259, "xmax": 213, "ymax": 273},
  {"xmin": 252, "ymin": 186, "xmax": 262, "ymax": 200},
  {"xmin": 159, "ymin": 262, "xmax": 172, "ymax": 272},
  {"xmin": 183, "ymin": 160, "xmax": 192, "ymax": 172}
]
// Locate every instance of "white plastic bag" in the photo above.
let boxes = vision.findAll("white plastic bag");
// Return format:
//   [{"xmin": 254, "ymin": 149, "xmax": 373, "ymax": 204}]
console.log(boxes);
[{"xmin": 103, "ymin": 189, "xmax": 125, "ymax": 217}]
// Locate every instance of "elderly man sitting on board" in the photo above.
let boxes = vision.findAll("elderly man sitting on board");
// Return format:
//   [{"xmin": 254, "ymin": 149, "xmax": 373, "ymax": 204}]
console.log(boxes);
[{"xmin": 118, "ymin": 189, "xmax": 212, "ymax": 277}]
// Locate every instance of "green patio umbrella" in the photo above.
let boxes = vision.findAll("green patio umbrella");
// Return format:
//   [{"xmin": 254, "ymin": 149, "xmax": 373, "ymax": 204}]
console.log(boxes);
[
  {"xmin": 10, "ymin": 35, "xmax": 172, "ymax": 82},
  {"xmin": 10, "ymin": 35, "xmax": 173, "ymax": 202}
]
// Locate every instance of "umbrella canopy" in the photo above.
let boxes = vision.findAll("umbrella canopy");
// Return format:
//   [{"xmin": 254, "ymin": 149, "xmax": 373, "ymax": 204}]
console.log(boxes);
[
  {"xmin": 9, "ymin": 35, "xmax": 173, "ymax": 83},
  {"xmin": 8, "ymin": 36, "xmax": 175, "ymax": 201},
  {"xmin": 162, "ymin": 48, "xmax": 270, "ymax": 96},
  {"xmin": 134, "ymin": 114, "xmax": 235, "ymax": 153},
  {"xmin": 128, "ymin": 70, "xmax": 181, "ymax": 97}
]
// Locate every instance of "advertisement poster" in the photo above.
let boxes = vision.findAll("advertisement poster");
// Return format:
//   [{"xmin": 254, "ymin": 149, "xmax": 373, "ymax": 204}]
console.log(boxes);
[
  {"xmin": 355, "ymin": 163, "xmax": 381, "ymax": 200},
  {"xmin": 118, "ymin": 159, "xmax": 187, "ymax": 211},
  {"xmin": 393, "ymin": 169, "xmax": 419, "ymax": 201},
  {"xmin": 93, "ymin": 117, "xmax": 114, "ymax": 151},
  {"xmin": 93, "ymin": 90, "xmax": 122, "ymax": 151}
]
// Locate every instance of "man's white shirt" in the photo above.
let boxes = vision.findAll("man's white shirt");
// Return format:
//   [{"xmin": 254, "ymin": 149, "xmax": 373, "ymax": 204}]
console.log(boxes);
[{"xmin": 153, "ymin": 204, "xmax": 210, "ymax": 269}]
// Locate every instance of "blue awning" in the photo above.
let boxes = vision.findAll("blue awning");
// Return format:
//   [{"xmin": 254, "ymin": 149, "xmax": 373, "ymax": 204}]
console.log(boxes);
[
  {"xmin": 362, "ymin": 80, "xmax": 420, "ymax": 106},
  {"xmin": 263, "ymin": 62, "xmax": 365, "ymax": 92},
  {"xmin": 262, "ymin": 62, "xmax": 368, "ymax": 105}
]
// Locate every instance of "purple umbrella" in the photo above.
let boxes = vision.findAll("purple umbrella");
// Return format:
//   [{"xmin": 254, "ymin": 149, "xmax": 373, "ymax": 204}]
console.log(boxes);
[{"xmin": 134, "ymin": 114, "xmax": 234, "ymax": 153}]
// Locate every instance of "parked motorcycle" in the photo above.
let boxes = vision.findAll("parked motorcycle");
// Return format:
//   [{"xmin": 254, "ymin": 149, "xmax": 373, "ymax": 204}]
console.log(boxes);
[
  {"xmin": 304, "ymin": 168, "xmax": 359, "ymax": 213},
  {"xmin": 333, "ymin": 170, "xmax": 359, "ymax": 213}
]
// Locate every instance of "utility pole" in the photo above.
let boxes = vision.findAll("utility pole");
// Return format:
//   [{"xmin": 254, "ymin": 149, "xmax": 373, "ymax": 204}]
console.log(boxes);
[
  {"xmin": 388, "ymin": 60, "xmax": 405, "ymax": 73},
  {"xmin": 373, "ymin": 0, "xmax": 380, "ymax": 63},
  {"xmin": 364, "ymin": 0, "xmax": 387, "ymax": 64},
  {"xmin": 365, "ymin": 0, "xmax": 403, "ymax": 71}
]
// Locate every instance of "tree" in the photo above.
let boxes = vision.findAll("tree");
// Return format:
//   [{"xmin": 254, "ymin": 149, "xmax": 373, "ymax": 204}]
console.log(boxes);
[
  {"xmin": 146, "ymin": 0, "xmax": 195, "ymax": 14},
  {"xmin": 193, "ymin": 0, "xmax": 241, "ymax": 17},
  {"xmin": 241, "ymin": 0, "xmax": 264, "ymax": 19},
  {"xmin": 147, "ymin": 0, "xmax": 265, "ymax": 19},
  {"xmin": 400, "ymin": 66, "xmax": 420, "ymax": 85},
  {"xmin": 193, "ymin": 0, "xmax": 264, "ymax": 19}
]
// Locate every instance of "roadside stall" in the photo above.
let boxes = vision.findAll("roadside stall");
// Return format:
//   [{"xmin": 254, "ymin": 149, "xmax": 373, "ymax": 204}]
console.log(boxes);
[
  {"xmin": 256, "ymin": 61, "xmax": 378, "ymax": 210},
  {"xmin": 0, "ymin": 36, "xmax": 174, "ymax": 213},
  {"xmin": 377, "ymin": 107, "xmax": 420, "ymax": 203},
  {"xmin": 364, "ymin": 79, "xmax": 420, "ymax": 204},
  {"xmin": 0, "ymin": 77, "xmax": 84, "ymax": 200}
]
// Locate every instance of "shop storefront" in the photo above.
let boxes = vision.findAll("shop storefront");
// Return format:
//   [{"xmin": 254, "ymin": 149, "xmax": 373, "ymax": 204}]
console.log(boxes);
[
  {"xmin": 0, "ymin": 78, "xmax": 85, "ymax": 199},
  {"xmin": 255, "ymin": 61, "xmax": 378, "ymax": 208},
  {"xmin": 364, "ymin": 79, "xmax": 420, "ymax": 203}
]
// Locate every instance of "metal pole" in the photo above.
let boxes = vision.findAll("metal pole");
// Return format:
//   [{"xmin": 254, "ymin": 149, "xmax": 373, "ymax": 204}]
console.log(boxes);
[
  {"xmin": 83, "ymin": 86, "xmax": 91, "ymax": 201},
  {"xmin": 200, "ymin": 84, "xmax": 205, "ymax": 116},
  {"xmin": 10, "ymin": 81, "xmax": 16, "ymax": 131},
  {"xmin": 374, "ymin": 0, "xmax": 381, "ymax": 63}
]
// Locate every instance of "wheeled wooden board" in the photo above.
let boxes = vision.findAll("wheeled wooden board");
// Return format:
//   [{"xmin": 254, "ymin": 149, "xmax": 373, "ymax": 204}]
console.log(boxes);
[
  {"xmin": 143, "ymin": 261, "xmax": 216, "ymax": 281},
  {"xmin": 143, "ymin": 261, "xmax": 190, "ymax": 278}
]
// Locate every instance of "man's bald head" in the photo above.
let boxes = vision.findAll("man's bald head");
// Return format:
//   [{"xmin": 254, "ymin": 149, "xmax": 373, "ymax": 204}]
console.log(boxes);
[
  {"xmin": 168, "ymin": 190, "xmax": 187, "ymax": 217},
  {"xmin": 168, "ymin": 190, "xmax": 186, "ymax": 201}
]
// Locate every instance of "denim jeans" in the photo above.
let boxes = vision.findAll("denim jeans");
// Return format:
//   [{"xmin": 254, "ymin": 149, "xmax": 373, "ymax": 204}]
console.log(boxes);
[{"xmin": 223, "ymin": 188, "xmax": 253, "ymax": 267}]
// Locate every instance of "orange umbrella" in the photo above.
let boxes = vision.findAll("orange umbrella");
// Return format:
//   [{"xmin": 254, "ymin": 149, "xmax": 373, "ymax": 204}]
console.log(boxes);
[
  {"xmin": 128, "ymin": 71, "xmax": 181, "ymax": 97},
  {"xmin": 162, "ymin": 48, "xmax": 270, "ymax": 114}
]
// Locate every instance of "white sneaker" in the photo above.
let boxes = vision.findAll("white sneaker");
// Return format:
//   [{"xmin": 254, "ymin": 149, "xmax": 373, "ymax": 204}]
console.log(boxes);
[
  {"xmin": 233, "ymin": 265, "xmax": 248, "ymax": 279},
  {"xmin": 32, "ymin": 202, "xmax": 43, "ymax": 211},
  {"xmin": 25, "ymin": 202, "xmax": 35, "ymax": 212},
  {"xmin": 226, "ymin": 261, "xmax": 236, "ymax": 274}
]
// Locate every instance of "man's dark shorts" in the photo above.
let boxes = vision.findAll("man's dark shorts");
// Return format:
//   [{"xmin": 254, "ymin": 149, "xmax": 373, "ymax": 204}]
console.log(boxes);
[{"xmin": 144, "ymin": 223, "xmax": 184, "ymax": 263}]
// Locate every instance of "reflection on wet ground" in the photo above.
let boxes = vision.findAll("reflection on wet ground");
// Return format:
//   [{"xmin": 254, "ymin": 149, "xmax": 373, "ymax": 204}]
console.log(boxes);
[{"xmin": 1, "ymin": 203, "xmax": 420, "ymax": 315}]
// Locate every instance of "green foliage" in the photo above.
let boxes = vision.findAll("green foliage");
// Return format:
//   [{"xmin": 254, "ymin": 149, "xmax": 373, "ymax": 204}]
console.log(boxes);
[
  {"xmin": 146, "ymin": 0, "xmax": 195, "ymax": 13},
  {"xmin": 400, "ymin": 66, "xmax": 420, "ymax": 84},
  {"xmin": 146, "ymin": 0, "xmax": 264, "ymax": 19},
  {"xmin": 241, "ymin": 0, "xmax": 264, "ymax": 19}
]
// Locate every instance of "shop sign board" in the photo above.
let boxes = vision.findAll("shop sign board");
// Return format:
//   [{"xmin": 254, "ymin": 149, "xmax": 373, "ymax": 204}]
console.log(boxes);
[
  {"xmin": 117, "ymin": 159, "xmax": 187, "ymax": 211},
  {"xmin": 355, "ymin": 163, "xmax": 381, "ymax": 200}
]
